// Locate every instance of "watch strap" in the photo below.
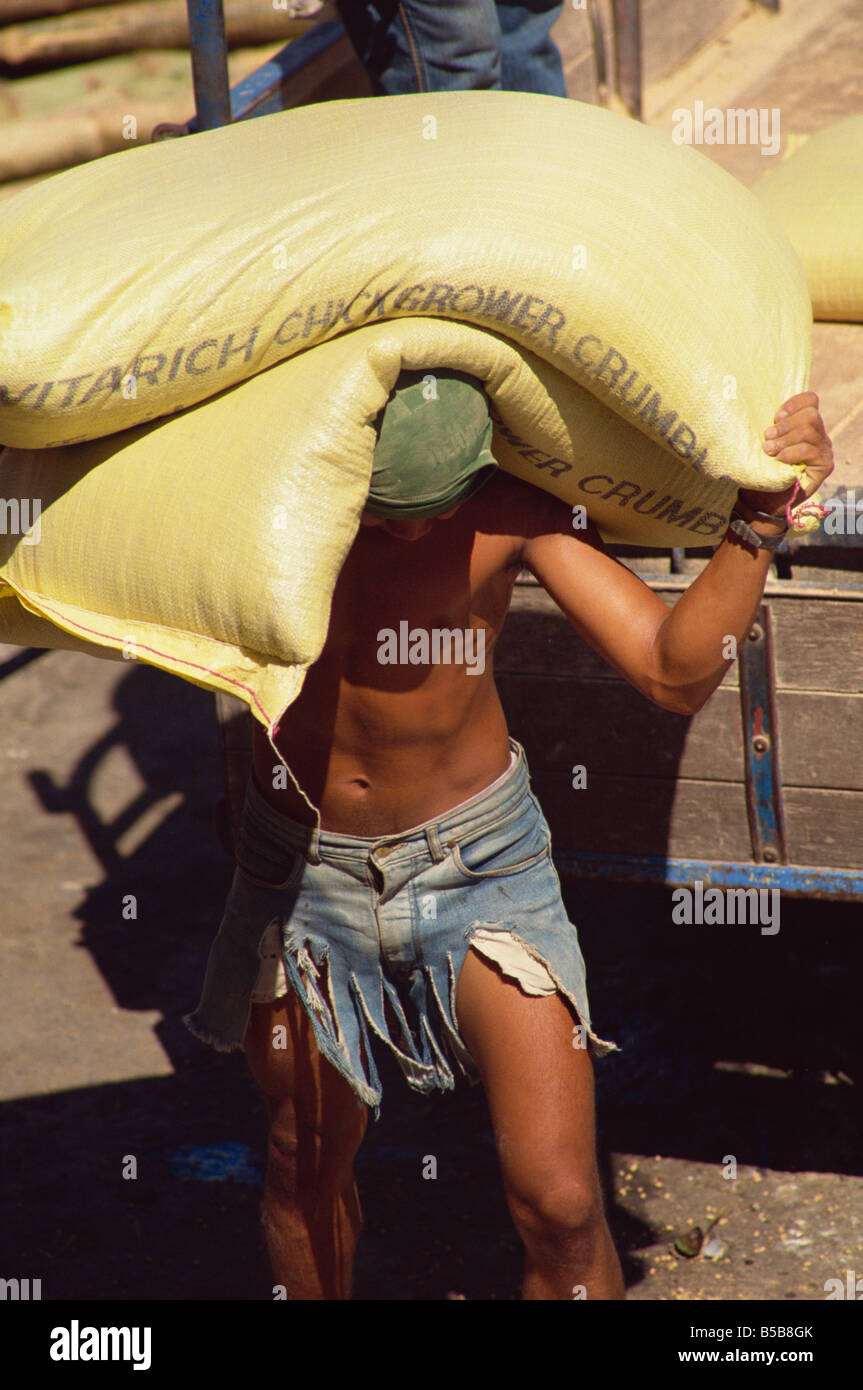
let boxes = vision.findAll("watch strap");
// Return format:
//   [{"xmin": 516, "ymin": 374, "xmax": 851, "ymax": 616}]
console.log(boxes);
[
  {"xmin": 727, "ymin": 513, "xmax": 787, "ymax": 552},
  {"xmin": 734, "ymin": 497, "xmax": 791, "ymax": 525}
]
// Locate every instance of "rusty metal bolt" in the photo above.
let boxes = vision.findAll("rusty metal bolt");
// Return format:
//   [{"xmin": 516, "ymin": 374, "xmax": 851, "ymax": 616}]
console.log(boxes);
[
  {"xmin": 749, "ymin": 624, "xmax": 763, "ymax": 642},
  {"xmin": 753, "ymin": 734, "xmax": 770, "ymax": 753},
  {"xmin": 762, "ymin": 846, "xmax": 779, "ymax": 864}
]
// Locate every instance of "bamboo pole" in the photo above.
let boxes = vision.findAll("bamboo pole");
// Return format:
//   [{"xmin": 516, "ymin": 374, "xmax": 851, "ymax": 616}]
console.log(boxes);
[
  {"xmin": 0, "ymin": 43, "xmax": 281, "ymax": 122},
  {"xmin": 0, "ymin": 0, "xmax": 145, "ymax": 21},
  {"xmin": 0, "ymin": 0, "xmax": 324, "ymax": 18},
  {"xmin": 0, "ymin": 0, "xmax": 332, "ymax": 68},
  {"xmin": 0, "ymin": 33, "xmax": 360, "ymax": 182},
  {"xmin": 0, "ymin": 97, "xmax": 194, "ymax": 179}
]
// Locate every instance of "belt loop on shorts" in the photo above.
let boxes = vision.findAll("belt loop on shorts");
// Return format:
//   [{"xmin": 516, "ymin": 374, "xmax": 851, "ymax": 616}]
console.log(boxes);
[
  {"xmin": 425, "ymin": 823, "xmax": 446, "ymax": 863},
  {"xmin": 306, "ymin": 827, "xmax": 322, "ymax": 866}
]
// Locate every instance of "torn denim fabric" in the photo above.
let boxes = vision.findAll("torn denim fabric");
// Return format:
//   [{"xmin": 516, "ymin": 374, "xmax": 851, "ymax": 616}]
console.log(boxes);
[{"xmin": 184, "ymin": 740, "xmax": 618, "ymax": 1119}]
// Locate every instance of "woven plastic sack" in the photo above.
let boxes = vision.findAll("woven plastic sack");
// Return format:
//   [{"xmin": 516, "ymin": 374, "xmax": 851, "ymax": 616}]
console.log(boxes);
[
  {"xmin": 0, "ymin": 589, "xmax": 123, "ymax": 659},
  {"xmin": 754, "ymin": 115, "xmax": 863, "ymax": 323},
  {"xmin": 0, "ymin": 89, "xmax": 810, "ymax": 508},
  {"xmin": 0, "ymin": 315, "xmax": 753, "ymax": 727}
]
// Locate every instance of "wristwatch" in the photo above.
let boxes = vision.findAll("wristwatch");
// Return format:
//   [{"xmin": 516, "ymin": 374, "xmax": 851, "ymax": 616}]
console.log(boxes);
[{"xmin": 726, "ymin": 502, "xmax": 789, "ymax": 552}]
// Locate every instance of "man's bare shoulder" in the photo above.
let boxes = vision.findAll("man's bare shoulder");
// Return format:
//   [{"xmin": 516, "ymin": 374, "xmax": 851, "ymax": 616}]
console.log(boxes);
[{"xmin": 474, "ymin": 470, "xmax": 606, "ymax": 554}]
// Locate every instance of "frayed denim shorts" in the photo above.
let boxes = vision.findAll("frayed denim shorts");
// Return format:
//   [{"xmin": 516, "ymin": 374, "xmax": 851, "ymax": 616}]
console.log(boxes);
[{"xmin": 184, "ymin": 739, "xmax": 616, "ymax": 1116}]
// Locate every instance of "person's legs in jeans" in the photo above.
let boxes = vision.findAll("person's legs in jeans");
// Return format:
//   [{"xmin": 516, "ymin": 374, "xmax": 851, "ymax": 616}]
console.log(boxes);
[
  {"xmin": 496, "ymin": 1, "xmax": 567, "ymax": 96},
  {"xmin": 336, "ymin": 0, "xmax": 501, "ymax": 93},
  {"xmin": 337, "ymin": 0, "xmax": 567, "ymax": 95}
]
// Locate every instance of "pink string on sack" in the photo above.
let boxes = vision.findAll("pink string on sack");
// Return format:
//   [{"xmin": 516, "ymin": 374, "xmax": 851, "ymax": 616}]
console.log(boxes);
[{"xmin": 786, "ymin": 475, "xmax": 829, "ymax": 530}]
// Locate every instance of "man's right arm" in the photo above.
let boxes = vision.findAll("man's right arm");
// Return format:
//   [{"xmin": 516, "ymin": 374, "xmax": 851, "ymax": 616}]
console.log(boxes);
[{"xmin": 520, "ymin": 392, "xmax": 833, "ymax": 716}]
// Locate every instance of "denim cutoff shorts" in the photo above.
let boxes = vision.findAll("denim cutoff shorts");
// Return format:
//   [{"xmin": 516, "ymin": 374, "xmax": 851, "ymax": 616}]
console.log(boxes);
[{"xmin": 184, "ymin": 739, "xmax": 616, "ymax": 1116}]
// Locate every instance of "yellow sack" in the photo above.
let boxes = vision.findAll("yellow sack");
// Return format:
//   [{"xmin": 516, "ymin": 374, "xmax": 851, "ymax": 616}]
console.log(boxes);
[
  {"xmin": 0, "ymin": 588, "xmax": 124, "ymax": 659},
  {"xmin": 0, "ymin": 88, "xmax": 810, "ymax": 506},
  {"xmin": 1, "ymin": 317, "xmax": 747, "ymax": 726},
  {"xmin": 754, "ymin": 114, "xmax": 863, "ymax": 322}
]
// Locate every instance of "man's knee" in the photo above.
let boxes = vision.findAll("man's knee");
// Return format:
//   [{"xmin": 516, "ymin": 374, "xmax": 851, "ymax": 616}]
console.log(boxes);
[
  {"xmin": 268, "ymin": 1090, "xmax": 368, "ymax": 1159},
  {"xmin": 266, "ymin": 1089, "xmax": 368, "ymax": 1196},
  {"xmin": 246, "ymin": 995, "xmax": 368, "ymax": 1192},
  {"xmin": 506, "ymin": 1172, "xmax": 605, "ymax": 1252}
]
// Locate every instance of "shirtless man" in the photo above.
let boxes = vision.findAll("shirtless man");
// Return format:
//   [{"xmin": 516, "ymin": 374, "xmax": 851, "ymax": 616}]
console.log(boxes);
[{"xmin": 186, "ymin": 372, "xmax": 833, "ymax": 1300}]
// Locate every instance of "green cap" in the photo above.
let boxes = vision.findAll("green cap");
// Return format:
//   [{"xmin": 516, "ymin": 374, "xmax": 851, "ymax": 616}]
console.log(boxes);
[{"xmin": 365, "ymin": 369, "xmax": 498, "ymax": 519}]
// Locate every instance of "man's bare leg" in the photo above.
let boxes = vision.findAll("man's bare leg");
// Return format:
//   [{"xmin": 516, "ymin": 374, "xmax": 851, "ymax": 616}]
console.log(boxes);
[
  {"xmin": 456, "ymin": 946, "xmax": 624, "ymax": 1300},
  {"xmin": 244, "ymin": 990, "xmax": 369, "ymax": 1299}
]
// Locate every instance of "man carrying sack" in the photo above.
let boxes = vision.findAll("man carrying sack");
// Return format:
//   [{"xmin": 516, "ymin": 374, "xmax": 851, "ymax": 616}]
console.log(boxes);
[{"xmin": 185, "ymin": 370, "xmax": 833, "ymax": 1299}]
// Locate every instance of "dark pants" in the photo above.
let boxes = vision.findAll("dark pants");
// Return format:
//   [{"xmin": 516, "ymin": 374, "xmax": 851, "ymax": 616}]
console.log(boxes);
[{"xmin": 336, "ymin": 0, "xmax": 567, "ymax": 97}]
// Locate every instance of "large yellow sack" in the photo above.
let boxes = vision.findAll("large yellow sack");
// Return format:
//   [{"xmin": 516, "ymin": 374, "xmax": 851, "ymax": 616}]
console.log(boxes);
[
  {"xmin": 0, "ymin": 589, "xmax": 124, "ymax": 660},
  {"xmin": 0, "ymin": 315, "xmax": 747, "ymax": 728},
  {"xmin": 754, "ymin": 115, "xmax": 863, "ymax": 323},
  {"xmin": 0, "ymin": 89, "xmax": 810, "ymax": 506}
]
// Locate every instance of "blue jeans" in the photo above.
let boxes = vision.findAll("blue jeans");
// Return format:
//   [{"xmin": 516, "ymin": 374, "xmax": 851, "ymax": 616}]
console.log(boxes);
[
  {"xmin": 185, "ymin": 740, "xmax": 615, "ymax": 1118},
  {"xmin": 336, "ymin": 0, "xmax": 567, "ymax": 96}
]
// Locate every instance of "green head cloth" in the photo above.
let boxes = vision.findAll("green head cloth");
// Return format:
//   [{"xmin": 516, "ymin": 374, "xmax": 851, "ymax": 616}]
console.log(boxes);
[{"xmin": 365, "ymin": 369, "xmax": 499, "ymax": 519}]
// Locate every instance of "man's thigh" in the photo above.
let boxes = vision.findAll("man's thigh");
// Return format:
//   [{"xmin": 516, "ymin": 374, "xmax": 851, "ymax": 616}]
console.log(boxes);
[
  {"xmin": 455, "ymin": 945, "xmax": 602, "ymax": 1206},
  {"xmin": 244, "ymin": 991, "xmax": 368, "ymax": 1152}
]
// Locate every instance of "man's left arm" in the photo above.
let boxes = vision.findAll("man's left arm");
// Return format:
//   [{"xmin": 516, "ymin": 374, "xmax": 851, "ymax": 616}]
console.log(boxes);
[{"xmin": 522, "ymin": 392, "xmax": 834, "ymax": 715}]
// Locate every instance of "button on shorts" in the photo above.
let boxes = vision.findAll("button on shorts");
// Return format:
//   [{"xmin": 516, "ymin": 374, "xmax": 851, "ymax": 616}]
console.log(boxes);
[{"xmin": 184, "ymin": 739, "xmax": 616, "ymax": 1116}]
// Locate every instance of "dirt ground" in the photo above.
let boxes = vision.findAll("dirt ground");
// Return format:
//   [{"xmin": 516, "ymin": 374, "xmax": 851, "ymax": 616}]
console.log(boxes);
[{"xmin": 1, "ymin": 0, "xmax": 862, "ymax": 1303}]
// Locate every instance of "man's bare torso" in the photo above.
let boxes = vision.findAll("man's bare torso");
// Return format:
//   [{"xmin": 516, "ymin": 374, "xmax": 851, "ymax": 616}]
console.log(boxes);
[{"xmin": 253, "ymin": 473, "xmax": 541, "ymax": 834}]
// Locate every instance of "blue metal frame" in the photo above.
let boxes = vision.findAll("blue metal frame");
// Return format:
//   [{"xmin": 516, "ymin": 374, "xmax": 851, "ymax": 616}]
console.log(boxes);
[
  {"xmin": 185, "ymin": 0, "xmax": 231, "ymax": 130},
  {"xmin": 215, "ymin": 21, "xmax": 348, "ymax": 127},
  {"xmin": 555, "ymin": 852, "xmax": 863, "ymax": 901},
  {"xmin": 738, "ymin": 604, "xmax": 787, "ymax": 865},
  {"xmin": 181, "ymin": 3, "xmax": 347, "ymax": 135}
]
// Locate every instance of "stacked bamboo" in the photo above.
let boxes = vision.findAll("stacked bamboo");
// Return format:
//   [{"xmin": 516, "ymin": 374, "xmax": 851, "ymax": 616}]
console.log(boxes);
[
  {"xmin": 0, "ymin": 0, "xmax": 332, "ymax": 195},
  {"xmin": 0, "ymin": 0, "xmax": 328, "ymax": 67}
]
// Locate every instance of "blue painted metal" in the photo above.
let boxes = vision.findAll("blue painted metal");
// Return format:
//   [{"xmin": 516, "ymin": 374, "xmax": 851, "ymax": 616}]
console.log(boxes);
[
  {"xmin": 174, "ymin": 19, "xmax": 347, "ymax": 135},
  {"xmin": 738, "ymin": 604, "xmax": 787, "ymax": 865},
  {"xmin": 186, "ymin": 0, "xmax": 231, "ymax": 131},
  {"xmin": 554, "ymin": 852, "xmax": 863, "ymax": 901},
  {"xmin": 223, "ymin": 20, "xmax": 347, "ymax": 125}
]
